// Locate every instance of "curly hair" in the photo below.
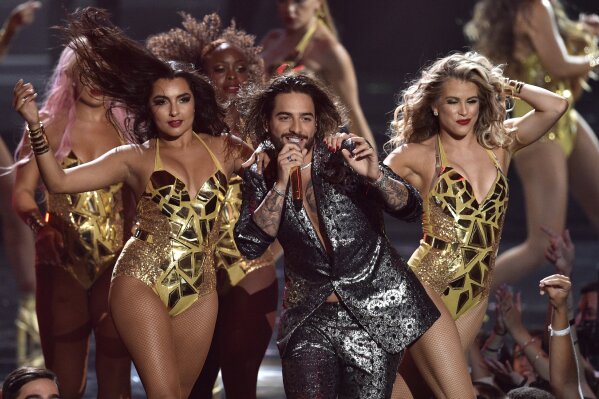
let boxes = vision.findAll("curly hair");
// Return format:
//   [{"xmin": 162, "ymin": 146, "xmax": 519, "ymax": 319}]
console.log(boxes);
[
  {"xmin": 146, "ymin": 13, "xmax": 264, "ymax": 86},
  {"xmin": 241, "ymin": 72, "xmax": 346, "ymax": 147},
  {"xmin": 61, "ymin": 7, "xmax": 226, "ymax": 144},
  {"xmin": 386, "ymin": 52, "xmax": 511, "ymax": 151},
  {"xmin": 465, "ymin": 0, "xmax": 595, "ymax": 76}
]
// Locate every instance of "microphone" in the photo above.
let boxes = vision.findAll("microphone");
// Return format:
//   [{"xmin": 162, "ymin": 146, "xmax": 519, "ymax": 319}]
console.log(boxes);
[
  {"xmin": 340, "ymin": 138, "xmax": 356, "ymax": 153},
  {"xmin": 288, "ymin": 139, "xmax": 354, "ymax": 201},
  {"xmin": 290, "ymin": 166, "xmax": 302, "ymax": 201}
]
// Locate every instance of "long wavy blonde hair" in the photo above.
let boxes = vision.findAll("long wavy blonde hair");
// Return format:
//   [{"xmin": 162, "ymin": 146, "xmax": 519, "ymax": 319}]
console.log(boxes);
[{"xmin": 387, "ymin": 52, "xmax": 512, "ymax": 151}]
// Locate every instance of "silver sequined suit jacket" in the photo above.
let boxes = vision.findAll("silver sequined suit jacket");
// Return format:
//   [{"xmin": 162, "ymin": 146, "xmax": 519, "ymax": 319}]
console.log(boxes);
[{"xmin": 234, "ymin": 142, "xmax": 440, "ymax": 356}]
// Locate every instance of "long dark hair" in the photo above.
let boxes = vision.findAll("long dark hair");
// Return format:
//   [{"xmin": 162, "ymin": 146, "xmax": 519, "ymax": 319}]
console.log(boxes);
[
  {"xmin": 62, "ymin": 7, "xmax": 226, "ymax": 144},
  {"xmin": 241, "ymin": 72, "xmax": 345, "ymax": 147},
  {"xmin": 2, "ymin": 367, "xmax": 58, "ymax": 399}
]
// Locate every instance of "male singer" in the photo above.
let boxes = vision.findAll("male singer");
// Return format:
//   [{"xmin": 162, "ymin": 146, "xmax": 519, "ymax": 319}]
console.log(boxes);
[{"xmin": 234, "ymin": 73, "xmax": 440, "ymax": 398}]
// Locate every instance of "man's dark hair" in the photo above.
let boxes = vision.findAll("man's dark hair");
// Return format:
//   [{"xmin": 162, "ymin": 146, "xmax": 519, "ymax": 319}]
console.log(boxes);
[
  {"xmin": 242, "ymin": 72, "xmax": 346, "ymax": 147},
  {"xmin": 507, "ymin": 387, "xmax": 555, "ymax": 399},
  {"xmin": 2, "ymin": 367, "xmax": 58, "ymax": 399}
]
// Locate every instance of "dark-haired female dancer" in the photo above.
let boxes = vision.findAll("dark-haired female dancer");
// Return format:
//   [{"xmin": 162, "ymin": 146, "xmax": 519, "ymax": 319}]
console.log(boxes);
[
  {"xmin": 13, "ymin": 8, "xmax": 253, "ymax": 398},
  {"xmin": 147, "ymin": 13, "xmax": 277, "ymax": 399}
]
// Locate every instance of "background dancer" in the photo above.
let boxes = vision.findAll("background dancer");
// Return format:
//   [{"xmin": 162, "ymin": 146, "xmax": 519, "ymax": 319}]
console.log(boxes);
[
  {"xmin": 0, "ymin": 0, "xmax": 41, "ymax": 367},
  {"xmin": 12, "ymin": 43, "xmax": 132, "ymax": 399},
  {"xmin": 466, "ymin": 0, "xmax": 599, "ymax": 288},
  {"xmin": 260, "ymin": 0, "xmax": 376, "ymax": 147}
]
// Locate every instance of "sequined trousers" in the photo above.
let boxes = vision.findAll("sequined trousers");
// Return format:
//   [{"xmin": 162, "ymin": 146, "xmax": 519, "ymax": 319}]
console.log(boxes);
[{"xmin": 282, "ymin": 301, "xmax": 403, "ymax": 399}]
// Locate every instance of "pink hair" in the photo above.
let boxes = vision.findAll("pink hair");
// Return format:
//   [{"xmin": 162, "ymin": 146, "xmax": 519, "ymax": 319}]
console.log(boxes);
[{"xmin": 14, "ymin": 45, "xmax": 78, "ymax": 164}]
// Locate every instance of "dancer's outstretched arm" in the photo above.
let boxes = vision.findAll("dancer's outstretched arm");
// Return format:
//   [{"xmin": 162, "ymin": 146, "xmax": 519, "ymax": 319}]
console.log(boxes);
[{"xmin": 13, "ymin": 80, "xmax": 141, "ymax": 194}]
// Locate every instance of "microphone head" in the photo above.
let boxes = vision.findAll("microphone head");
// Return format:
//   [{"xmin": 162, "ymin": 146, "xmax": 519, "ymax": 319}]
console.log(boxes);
[{"xmin": 340, "ymin": 138, "xmax": 356, "ymax": 153}]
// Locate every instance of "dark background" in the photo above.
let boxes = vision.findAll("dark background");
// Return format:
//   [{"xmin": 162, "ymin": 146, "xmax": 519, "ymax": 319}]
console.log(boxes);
[
  {"xmin": 1, "ymin": 0, "xmax": 598, "ymax": 150},
  {"xmin": 0, "ymin": 0, "xmax": 597, "ymax": 386}
]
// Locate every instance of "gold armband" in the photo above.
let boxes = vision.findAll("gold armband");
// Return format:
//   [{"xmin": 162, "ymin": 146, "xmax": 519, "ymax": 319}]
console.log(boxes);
[
  {"xmin": 27, "ymin": 122, "xmax": 49, "ymax": 155},
  {"xmin": 501, "ymin": 78, "xmax": 524, "ymax": 99}
]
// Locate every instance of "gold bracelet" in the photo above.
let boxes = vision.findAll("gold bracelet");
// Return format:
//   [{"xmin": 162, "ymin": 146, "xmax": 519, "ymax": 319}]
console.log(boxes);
[
  {"xmin": 502, "ymin": 78, "xmax": 524, "ymax": 98},
  {"xmin": 27, "ymin": 122, "xmax": 43, "ymax": 133},
  {"xmin": 27, "ymin": 122, "xmax": 49, "ymax": 155}
]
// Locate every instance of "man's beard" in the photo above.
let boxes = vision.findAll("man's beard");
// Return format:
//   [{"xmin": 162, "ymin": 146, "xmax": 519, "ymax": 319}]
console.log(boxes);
[{"xmin": 270, "ymin": 132, "xmax": 316, "ymax": 152}]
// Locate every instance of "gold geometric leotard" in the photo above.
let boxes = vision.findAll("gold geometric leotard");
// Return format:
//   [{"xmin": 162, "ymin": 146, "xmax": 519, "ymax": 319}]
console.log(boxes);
[
  {"xmin": 513, "ymin": 53, "xmax": 577, "ymax": 156},
  {"xmin": 267, "ymin": 18, "xmax": 320, "ymax": 75},
  {"xmin": 46, "ymin": 150, "xmax": 124, "ymax": 289},
  {"xmin": 113, "ymin": 134, "xmax": 227, "ymax": 316},
  {"xmin": 409, "ymin": 136, "xmax": 509, "ymax": 319},
  {"xmin": 214, "ymin": 175, "xmax": 273, "ymax": 291}
]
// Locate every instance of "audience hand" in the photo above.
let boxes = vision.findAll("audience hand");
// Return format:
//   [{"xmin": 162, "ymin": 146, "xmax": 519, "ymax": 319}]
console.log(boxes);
[
  {"xmin": 484, "ymin": 357, "xmax": 527, "ymax": 389},
  {"xmin": 539, "ymin": 274, "xmax": 571, "ymax": 311},
  {"xmin": 542, "ymin": 227, "xmax": 574, "ymax": 277},
  {"xmin": 497, "ymin": 286, "xmax": 524, "ymax": 335}
]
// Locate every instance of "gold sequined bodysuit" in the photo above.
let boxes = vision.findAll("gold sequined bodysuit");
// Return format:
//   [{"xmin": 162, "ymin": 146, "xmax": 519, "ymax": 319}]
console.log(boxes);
[
  {"xmin": 214, "ymin": 175, "xmax": 273, "ymax": 290},
  {"xmin": 46, "ymin": 151, "xmax": 124, "ymax": 289},
  {"xmin": 267, "ymin": 18, "xmax": 321, "ymax": 75},
  {"xmin": 513, "ymin": 53, "xmax": 577, "ymax": 155},
  {"xmin": 409, "ymin": 137, "xmax": 509, "ymax": 319},
  {"xmin": 113, "ymin": 134, "xmax": 227, "ymax": 316}
]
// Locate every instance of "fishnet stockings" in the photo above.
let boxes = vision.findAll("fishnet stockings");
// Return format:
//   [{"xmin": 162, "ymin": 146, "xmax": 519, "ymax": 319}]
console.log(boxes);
[
  {"xmin": 189, "ymin": 269, "xmax": 278, "ymax": 399},
  {"xmin": 391, "ymin": 284, "xmax": 475, "ymax": 399},
  {"xmin": 36, "ymin": 263, "xmax": 131, "ymax": 399},
  {"xmin": 110, "ymin": 276, "xmax": 217, "ymax": 399}
]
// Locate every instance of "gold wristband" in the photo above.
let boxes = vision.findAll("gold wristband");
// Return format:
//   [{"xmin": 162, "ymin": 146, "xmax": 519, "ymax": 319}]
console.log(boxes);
[
  {"xmin": 502, "ymin": 78, "xmax": 524, "ymax": 98},
  {"xmin": 27, "ymin": 122, "xmax": 49, "ymax": 155}
]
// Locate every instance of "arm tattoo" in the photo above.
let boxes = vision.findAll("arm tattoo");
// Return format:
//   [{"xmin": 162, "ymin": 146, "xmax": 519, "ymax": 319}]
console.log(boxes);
[
  {"xmin": 372, "ymin": 174, "xmax": 409, "ymax": 211},
  {"xmin": 252, "ymin": 188, "xmax": 285, "ymax": 237},
  {"xmin": 305, "ymin": 180, "xmax": 317, "ymax": 214}
]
